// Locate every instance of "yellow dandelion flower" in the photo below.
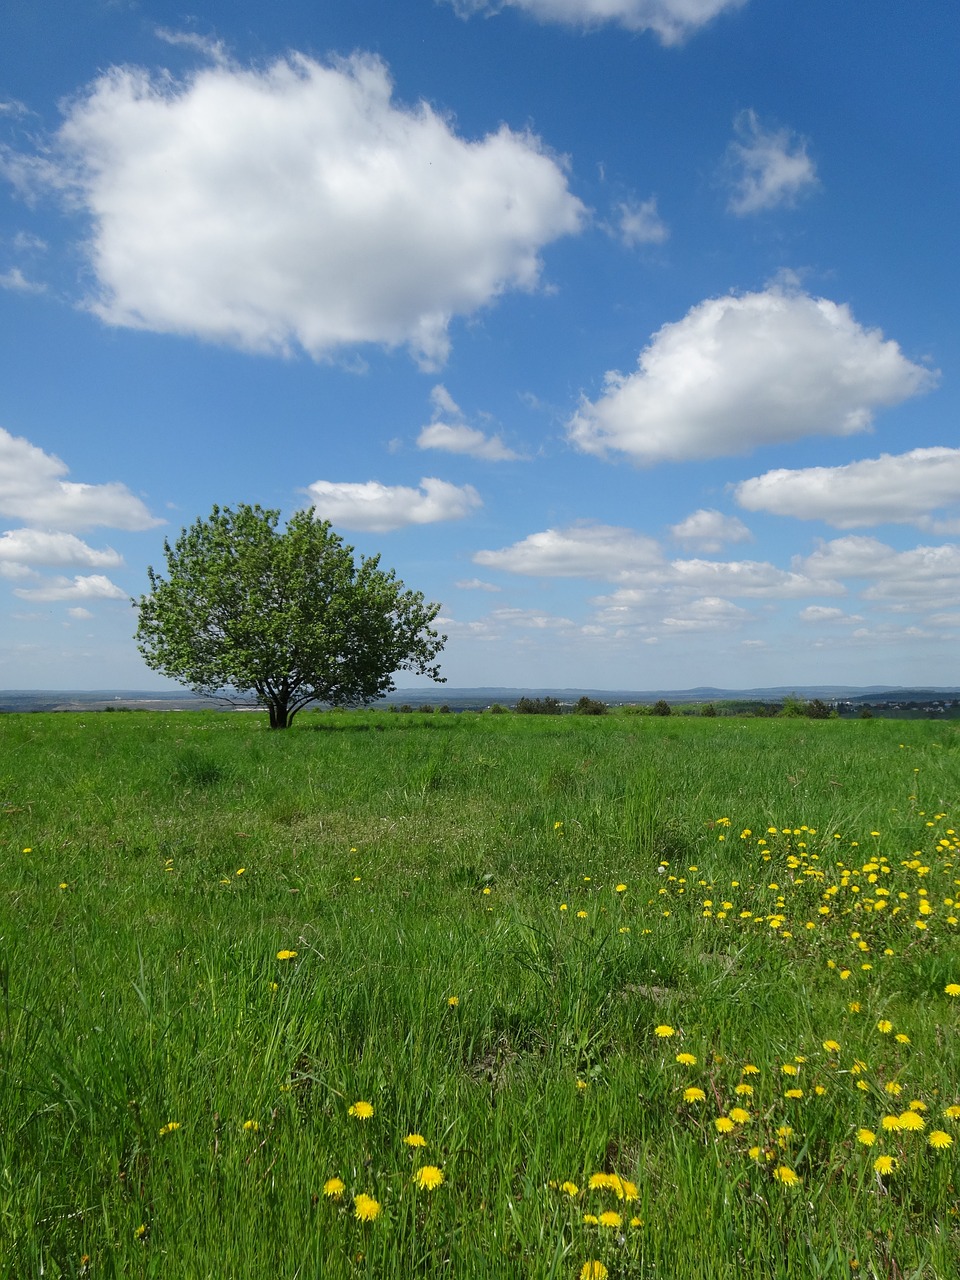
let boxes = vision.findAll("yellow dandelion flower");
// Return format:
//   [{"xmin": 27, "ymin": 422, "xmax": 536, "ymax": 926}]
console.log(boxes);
[
  {"xmin": 908, "ymin": 1100, "xmax": 927, "ymax": 1112},
  {"xmin": 675, "ymin": 1052, "xmax": 697, "ymax": 1066},
  {"xmin": 580, "ymin": 1263, "xmax": 608, "ymax": 1280},
  {"xmin": 447, "ymin": 996, "xmax": 460, "ymax": 1007},
  {"xmin": 729, "ymin": 1108, "xmax": 751, "ymax": 1125},
  {"xmin": 773, "ymin": 1166, "xmax": 801, "ymax": 1186},
  {"xmin": 276, "ymin": 949, "xmax": 298, "ymax": 961},
  {"xmin": 323, "ymin": 1177, "xmax": 346, "ymax": 1199},
  {"xmin": 943, "ymin": 1105, "xmax": 960, "ymax": 1120},
  {"xmin": 158, "ymin": 1122, "xmax": 180, "ymax": 1136},
  {"xmin": 856, "ymin": 1129, "xmax": 876, "ymax": 1146},
  {"xmin": 822, "ymin": 1040, "xmax": 841, "ymax": 1053},
  {"xmin": 414, "ymin": 1165, "xmax": 444, "ymax": 1191},
  {"xmin": 784, "ymin": 1089, "xmax": 804, "ymax": 1099},
  {"xmin": 715, "ymin": 1116, "xmax": 735, "ymax": 1133},
  {"xmin": 734, "ymin": 1083, "xmax": 754, "ymax": 1096},
  {"xmin": 615, "ymin": 884, "xmax": 627, "ymax": 893},
  {"xmin": 242, "ymin": 1119, "xmax": 259, "ymax": 1132},
  {"xmin": 873, "ymin": 1155, "xmax": 897, "ymax": 1176},
  {"xmin": 598, "ymin": 1210, "xmax": 622, "ymax": 1228},
  {"xmin": 655, "ymin": 1025, "xmax": 676, "ymax": 1038},
  {"xmin": 895, "ymin": 1033, "xmax": 911, "ymax": 1045},
  {"xmin": 630, "ymin": 1216, "xmax": 642, "ymax": 1227},
  {"xmin": 582, "ymin": 1213, "xmax": 599, "ymax": 1225},
  {"xmin": 814, "ymin": 1085, "xmax": 827, "ymax": 1096},
  {"xmin": 897, "ymin": 1110, "xmax": 924, "ymax": 1131},
  {"xmin": 353, "ymin": 1193, "xmax": 381, "ymax": 1222},
  {"xmin": 877, "ymin": 1020, "xmax": 893, "ymax": 1034},
  {"xmin": 560, "ymin": 1180, "xmax": 580, "ymax": 1197},
  {"xmin": 588, "ymin": 1173, "xmax": 615, "ymax": 1191},
  {"xmin": 403, "ymin": 1133, "xmax": 427, "ymax": 1147},
  {"xmin": 781, "ymin": 1063, "xmax": 799, "ymax": 1075},
  {"xmin": 884, "ymin": 1081, "xmax": 902, "ymax": 1096},
  {"xmin": 576, "ymin": 1079, "xmax": 589, "ymax": 1091},
  {"xmin": 684, "ymin": 1087, "xmax": 706, "ymax": 1103},
  {"xmin": 742, "ymin": 1063, "xmax": 760, "ymax": 1075},
  {"xmin": 776, "ymin": 1125, "xmax": 793, "ymax": 1139},
  {"xmin": 748, "ymin": 1145, "xmax": 762, "ymax": 1159},
  {"xmin": 929, "ymin": 1130, "xmax": 953, "ymax": 1149},
  {"xmin": 348, "ymin": 1101, "xmax": 374, "ymax": 1120},
  {"xmin": 881, "ymin": 1115, "xmax": 902, "ymax": 1131},
  {"xmin": 945, "ymin": 984, "xmax": 960, "ymax": 997}
]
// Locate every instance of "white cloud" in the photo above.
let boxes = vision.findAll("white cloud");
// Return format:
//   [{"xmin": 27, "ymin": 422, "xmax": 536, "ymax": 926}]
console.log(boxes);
[
  {"xmin": 667, "ymin": 556, "xmax": 842, "ymax": 599},
  {"xmin": 305, "ymin": 476, "xmax": 482, "ymax": 532},
  {"xmin": 476, "ymin": 521, "xmax": 842, "ymax": 600},
  {"xmin": 38, "ymin": 53, "xmax": 584, "ymax": 368},
  {"xmin": 0, "ymin": 267, "xmax": 45, "ymax": 294},
  {"xmin": 474, "ymin": 522, "xmax": 663, "ymax": 579},
  {"xmin": 0, "ymin": 427, "xmax": 162, "ymax": 531},
  {"xmin": 490, "ymin": 606, "xmax": 576, "ymax": 629},
  {"xmin": 455, "ymin": 577, "xmax": 502, "ymax": 591},
  {"xmin": 0, "ymin": 528, "xmax": 123, "ymax": 568},
  {"xmin": 799, "ymin": 536, "xmax": 960, "ymax": 605},
  {"xmin": 798, "ymin": 605, "xmax": 863, "ymax": 624},
  {"xmin": 670, "ymin": 508, "xmax": 751, "ymax": 551},
  {"xmin": 567, "ymin": 287, "xmax": 936, "ymax": 464},
  {"xmin": 735, "ymin": 447, "xmax": 960, "ymax": 529},
  {"xmin": 153, "ymin": 27, "xmax": 230, "ymax": 64},
  {"xmin": 725, "ymin": 110, "xmax": 818, "ymax": 215},
  {"xmin": 14, "ymin": 573, "xmax": 127, "ymax": 602},
  {"xmin": 615, "ymin": 197, "xmax": 668, "ymax": 247},
  {"xmin": 662, "ymin": 596, "xmax": 751, "ymax": 630},
  {"xmin": 446, "ymin": 0, "xmax": 748, "ymax": 44},
  {"xmin": 67, "ymin": 606, "xmax": 94, "ymax": 619},
  {"xmin": 417, "ymin": 387, "xmax": 522, "ymax": 460}
]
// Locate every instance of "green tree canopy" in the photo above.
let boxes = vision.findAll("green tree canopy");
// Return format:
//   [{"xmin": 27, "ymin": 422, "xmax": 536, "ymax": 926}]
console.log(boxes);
[{"xmin": 135, "ymin": 504, "xmax": 445, "ymax": 728}]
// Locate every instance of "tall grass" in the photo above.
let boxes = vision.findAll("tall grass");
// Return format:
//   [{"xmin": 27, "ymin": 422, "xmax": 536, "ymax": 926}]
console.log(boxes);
[{"xmin": 1, "ymin": 710, "xmax": 959, "ymax": 1277}]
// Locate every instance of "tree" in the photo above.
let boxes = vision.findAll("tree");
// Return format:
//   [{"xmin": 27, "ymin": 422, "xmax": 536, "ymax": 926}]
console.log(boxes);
[
  {"xmin": 651, "ymin": 699, "xmax": 671, "ymax": 717},
  {"xmin": 135, "ymin": 504, "xmax": 446, "ymax": 729}
]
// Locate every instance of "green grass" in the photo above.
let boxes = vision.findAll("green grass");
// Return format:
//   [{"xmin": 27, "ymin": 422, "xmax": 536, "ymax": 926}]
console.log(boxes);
[{"xmin": 2, "ymin": 710, "xmax": 960, "ymax": 1278}]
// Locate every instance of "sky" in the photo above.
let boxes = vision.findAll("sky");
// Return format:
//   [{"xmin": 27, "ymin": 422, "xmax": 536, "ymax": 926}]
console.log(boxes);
[{"xmin": 1, "ymin": 0, "xmax": 959, "ymax": 692}]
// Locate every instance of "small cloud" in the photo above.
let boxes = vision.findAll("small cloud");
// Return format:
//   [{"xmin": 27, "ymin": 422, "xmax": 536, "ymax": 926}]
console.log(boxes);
[
  {"xmin": 153, "ymin": 27, "xmax": 230, "ymax": 64},
  {"xmin": 14, "ymin": 573, "xmax": 127, "ymax": 602},
  {"xmin": 455, "ymin": 577, "xmax": 501, "ymax": 592},
  {"xmin": 67, "ymin": 606, "xmax": 93, "ymax": 619},
  {"xmin": 670, "ymin": 508, "xmax": 751, "ymax": 552},
  {"xmin": 614, "ymin": 197, "xmax": 668, "ymax": 247},
  {"xmin": 725, "ymin": 110, "xmax": 818, "ymax": 215},
  {"xmin": 0, "ymin": 528, "xmax": 123, "ymax": 569},
  {"xmin": 735, "ymin": 447, "xmax": 960, "ymax": 530},
  {"xmin": 0, "ymin": 267, "xmax": 45, "ymax": 294},
  {"xmin": 0, "ymin": 426, "xmax": 163, "ymax": 531},
  {"xmin": 475, "ymin": 523, "xmax": 663, "ymax": 580},
  {"xmin": 444, "ymin": 0, "xmax": 749, "ymax": 45},
  {"xmin": 417, "ymin": 385, "xmax": 523, "ymax": 461},
  {"xmin": 304, "ymin": 476, "xmax": 482, "ymax": 532},
  {"xmin": 798, "ymin": 605, "xmax": 863, "ymax": 624}
]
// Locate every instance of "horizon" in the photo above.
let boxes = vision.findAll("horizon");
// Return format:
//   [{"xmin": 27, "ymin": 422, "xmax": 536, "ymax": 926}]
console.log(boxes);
[{"xmin": 2, "ymin": 0, "xmax": 959, "ymax": 690}]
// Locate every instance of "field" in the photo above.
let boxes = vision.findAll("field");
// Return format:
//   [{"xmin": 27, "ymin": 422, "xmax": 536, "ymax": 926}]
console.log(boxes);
[{"xmin": 2, "ymin": 709, "xmax": 960, "ymax": 1279}]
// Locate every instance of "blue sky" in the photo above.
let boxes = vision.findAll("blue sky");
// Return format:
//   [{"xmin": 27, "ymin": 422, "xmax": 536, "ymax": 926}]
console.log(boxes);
[{"xmin": 1, "ymin": 0, "xmax": 958, "ymax": 692}]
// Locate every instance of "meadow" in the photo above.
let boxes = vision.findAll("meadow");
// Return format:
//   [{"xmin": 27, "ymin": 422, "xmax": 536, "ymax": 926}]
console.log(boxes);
[{"xmin": 1, "ymin": 708, "xmax": 959, "ymax": 1279}]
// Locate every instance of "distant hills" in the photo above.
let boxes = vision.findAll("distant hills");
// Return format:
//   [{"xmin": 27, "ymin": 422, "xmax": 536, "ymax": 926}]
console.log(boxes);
[{"xmin": 2, "ymin": 685, "xmax": 960, "ymax": 714}]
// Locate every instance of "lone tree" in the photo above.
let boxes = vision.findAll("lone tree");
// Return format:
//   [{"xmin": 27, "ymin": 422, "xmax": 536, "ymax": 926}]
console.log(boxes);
[{"xmin": 135, "ymin": 504, "xmax": 446, "ymax": 729}]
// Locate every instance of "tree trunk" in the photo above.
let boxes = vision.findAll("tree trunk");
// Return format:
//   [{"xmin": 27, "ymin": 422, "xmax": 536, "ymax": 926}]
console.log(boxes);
[{"xmin": 267, "ymin": 701, "xmax": 294, "ymax": 729}]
